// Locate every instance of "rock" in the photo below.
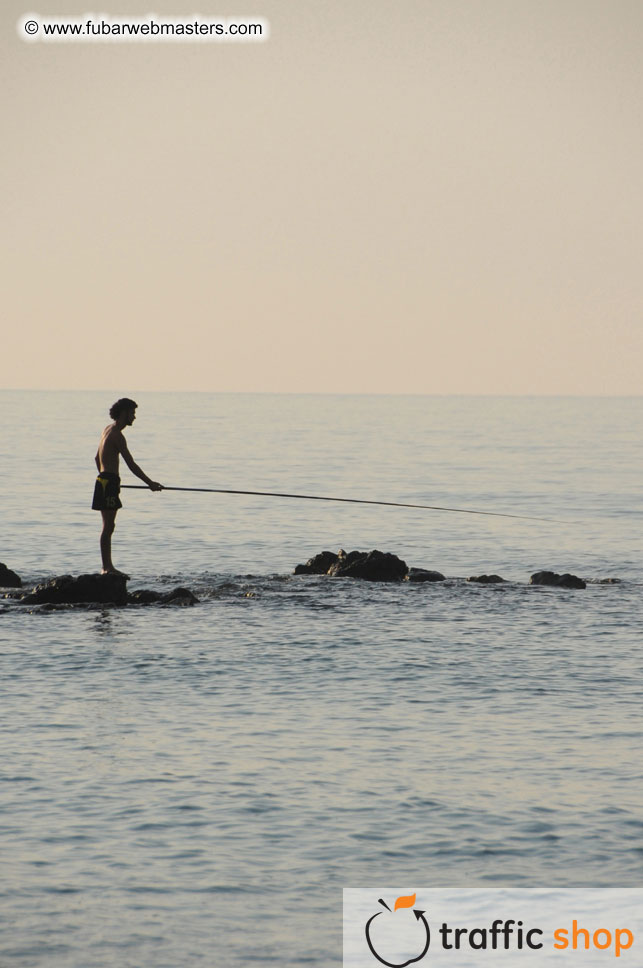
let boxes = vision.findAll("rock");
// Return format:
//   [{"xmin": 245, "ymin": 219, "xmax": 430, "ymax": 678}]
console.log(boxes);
[
  {"xmin": 468, "ymin": 574, "xmax": 506, "ymax": 584},
  {"xmin": 557, "ymin": 573, "xmax": 587, "ymax": 589},
  {"xmin": 160, "ymin": 587, "xmax": 199, "ymax": 606},
  {"xmin": 405, "ymin": 568, "xmax": 446, "ymax": 583},
  {"xmin": 328, "ymin": 549, "xmax": 408, "ymax": 582},
  {"xmin": 20, "ymin": 573, "xmax": 128, "ymax": 606},
  {"xmin": 128, "ymin": 589, "xmax": 163, "ymax": 604},
  {"xmin": 127, "ymin": 587, "xmax": 200, "ymax": 606},
  {"xmin": 19, "ymin": 576, "xmax": 199, "ymax": 608},
  {"xmin": 530, "ymin": 570, "xmax": 586, "ymax": 590},
  {"xmin": 327, "ymin": 550, "xmax": 363, "ymax": 573},
  {"xmin": 294, "ymin": 550, "xmax": 340, "ymax": 575},
  {"xmin": 0, "ymin": 563, "xmax": 22, "ymax": 588}
]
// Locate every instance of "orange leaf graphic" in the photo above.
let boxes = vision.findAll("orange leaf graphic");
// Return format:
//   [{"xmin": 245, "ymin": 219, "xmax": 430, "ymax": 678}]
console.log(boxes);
[{"xmin": 394, "ymin": 893, "xmax": 417, "ymax": 911}]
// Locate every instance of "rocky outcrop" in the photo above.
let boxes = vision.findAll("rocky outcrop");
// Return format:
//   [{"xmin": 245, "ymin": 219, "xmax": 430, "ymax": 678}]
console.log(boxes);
[
  {"xmin": 294, "ymin": 551, "xmax": 339, "ymax": 575},
  {"xmin": 468, "ymin": 574, "xmax": 506, "ymax": 584},
  {"xmin": 20, "ymin": 573, "xmax": 128, "ymax": 606},
  {"xmin": 328, "ymin": 549, "xmax": 407, "ymax": 582},
  {"xmin": 293, "ymin": 550, "xmax": 596, "ymax": 589},
  {"xmin": 17, "ymin": 574, "xmax": 200, "ymax": 607},
  {"xmin": 0, "ymin": 563, "xmax": 22, "ymax": 588},
  {"xmin": 405, "ymin": 568, "xmax": 445, "ymax": 583},
  {"xmin": 530, "ymin": 571, "xmax": 586, "ymax": 590},
  {"xmin": 294, "ymin": 548, "xmax": 409, "ymax": 582}
]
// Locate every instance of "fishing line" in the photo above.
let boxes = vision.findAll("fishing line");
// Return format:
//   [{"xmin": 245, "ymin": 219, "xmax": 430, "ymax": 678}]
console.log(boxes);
[{"xmin": 120, "ymin": 485, "xmax": 552, "ymax": 522}]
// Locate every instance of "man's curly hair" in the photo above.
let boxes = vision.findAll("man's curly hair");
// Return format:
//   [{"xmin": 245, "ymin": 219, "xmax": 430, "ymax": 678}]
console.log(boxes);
[{"xmin": 109, "ymin": 398, "xmax": 138, "ymax": 420}]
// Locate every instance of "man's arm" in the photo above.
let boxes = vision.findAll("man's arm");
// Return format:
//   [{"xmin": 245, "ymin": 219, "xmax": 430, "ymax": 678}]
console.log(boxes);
[
  {"xmin": 119, "ymin": 438, "xmax": 163, "ymax": 490},
  {"xmin": 95, "ymin": 451, "xmax": 101, "ymax": 471}
]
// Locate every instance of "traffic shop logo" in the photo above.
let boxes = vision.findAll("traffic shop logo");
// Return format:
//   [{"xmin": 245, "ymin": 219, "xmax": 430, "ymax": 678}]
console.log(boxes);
[{"xmin": 365, "ymin": 893, "xmax": 431, "ymax": 967}]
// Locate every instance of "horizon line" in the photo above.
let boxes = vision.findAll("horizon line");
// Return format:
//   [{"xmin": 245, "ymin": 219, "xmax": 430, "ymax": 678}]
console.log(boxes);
[{"xmin": 2, "ymin": 387, "xmax": 643, "ymax": 399}]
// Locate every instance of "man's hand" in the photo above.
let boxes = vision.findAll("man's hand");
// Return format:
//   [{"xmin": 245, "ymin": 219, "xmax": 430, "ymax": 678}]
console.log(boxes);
[{"xmin": 148, "ymin": 481, "xmax": 164, "ymax": 491}]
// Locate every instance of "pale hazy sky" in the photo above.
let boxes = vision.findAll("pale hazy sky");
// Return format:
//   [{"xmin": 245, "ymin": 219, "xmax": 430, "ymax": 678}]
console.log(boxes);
[{"xmin": 3, "ymin": 0, "xmax": 642, "ymax": 393}]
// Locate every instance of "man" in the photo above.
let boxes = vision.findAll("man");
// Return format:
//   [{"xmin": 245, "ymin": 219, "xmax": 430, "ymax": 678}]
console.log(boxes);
[{"xmin": 93, "ymin": 398, "xmax": 163, "ymax": 576}]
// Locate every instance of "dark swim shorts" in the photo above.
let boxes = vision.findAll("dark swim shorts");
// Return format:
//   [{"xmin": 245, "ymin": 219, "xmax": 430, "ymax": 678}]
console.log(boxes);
[{"xmin": 92, "ymin": 472, "xmax": 122, "ymax": 511}]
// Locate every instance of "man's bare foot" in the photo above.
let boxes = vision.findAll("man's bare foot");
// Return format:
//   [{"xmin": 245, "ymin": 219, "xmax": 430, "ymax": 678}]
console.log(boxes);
[{"xmin": 101, "ymin": 568, "xmax": 130, "ymax": 579}]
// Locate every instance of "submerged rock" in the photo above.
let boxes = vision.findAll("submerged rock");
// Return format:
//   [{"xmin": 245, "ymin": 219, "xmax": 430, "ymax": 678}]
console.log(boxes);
[
  {"xmin": 405, "ymin": 568, "xmax": 445, "ymax": 583},
  {"xmin": 530, "ymin": 571, "xmax": 586, "ymax": 590},
  {"xmin": 468, "ymin": 574, "xmax": 506, "ymax": 584},
  {"xmin": 128, "ymin": 586, "xmax": 198, "ymax": 606},
  {"xmin": 20, "ymin": 573, "xmax": 128, "ymax": 606},
  {"xmin": 127, "ymin": 589, "xmax": 162, "ymax": 604},
  {"xmin": 160, "ymin": 587, "xmax": 199, "ymax": 606},
  {"xmin": 0, "ymin": 563, "xmax": 22, "ymax": 588}
]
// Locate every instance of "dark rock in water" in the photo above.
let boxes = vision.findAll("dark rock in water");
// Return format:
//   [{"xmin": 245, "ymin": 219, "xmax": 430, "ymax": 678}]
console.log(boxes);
[
  {"xmin": 20, "ymin": 573, "xmax": 128, "ymax": 606},
  {"xmin": 128, "ymin": 589, "xmax": 163, "ymax": 604},
  {"xmin": 18, "ymin": 575, "xmax": 199, "ymax": 608},
  {"xmin": 405, "ymin": 568, "xmax": 445, "ymax": 583},
  {"xmin": 556, "ymin": 573, "xmax": 587, "ymax": 589},
  {"xmin": 0, "ymin": 563, "xmax": 22, "ymax": 588},
  {"xmin": 328, "ymin": 549, "xmax": 408, "ymax": 582},
  {"xmin": 468, "ymin": 574, "xmax": 506, "ymax": 584},
  {"xmin": 128, "ymin": 587, "xmax": 199, "ymax": 606},
  {"xmin": 161, "ymin": 587, "xmax": 199, "ymax": 606},
  {"xmin": 294, "ymin": 550, "xmax": 340, "ymax": 575},
  {"xmin": 596, "ymin": 577, "xmax": 622, "ymax": 584},
  {"xmin": 327, "ymin": 550, "xmax": 363, "ymax": 573},
  {"xmin": 530, "ymin": 570, "xmax": 586, "ymax": 590}
]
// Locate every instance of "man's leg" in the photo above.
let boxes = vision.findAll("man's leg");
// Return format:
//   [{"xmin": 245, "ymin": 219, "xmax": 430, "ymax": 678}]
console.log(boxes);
[{"xmin": 100, "ymin": 509, "xmax": 124, "ymax": 575}]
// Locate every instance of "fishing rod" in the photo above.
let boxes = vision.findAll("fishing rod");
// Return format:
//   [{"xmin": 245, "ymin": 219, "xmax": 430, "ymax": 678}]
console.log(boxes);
[{"xmin": 121, "ymin": 485, "xmax": 550, "ymax": 522}]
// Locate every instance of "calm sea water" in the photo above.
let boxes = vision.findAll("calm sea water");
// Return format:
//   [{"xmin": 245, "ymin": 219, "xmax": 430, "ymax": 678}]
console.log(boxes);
[{"xmin": 1, "ymin": 391, "xmax": 643, "ymax": 967}]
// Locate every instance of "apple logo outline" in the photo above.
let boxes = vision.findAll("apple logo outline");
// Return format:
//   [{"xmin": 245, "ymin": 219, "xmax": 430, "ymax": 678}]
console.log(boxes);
[{"xmin": 364, "ymin": 901, "xmax": 430, "ymax": 967}]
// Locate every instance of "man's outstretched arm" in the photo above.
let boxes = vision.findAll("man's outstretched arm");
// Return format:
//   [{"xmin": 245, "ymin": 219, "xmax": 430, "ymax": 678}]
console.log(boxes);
[{"xmin": 120, "ymin": 442, "xmax": 163, "ymax": 490}]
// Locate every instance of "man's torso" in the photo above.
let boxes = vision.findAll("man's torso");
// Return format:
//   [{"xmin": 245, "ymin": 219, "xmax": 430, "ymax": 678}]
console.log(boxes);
[{"xmin": 97, "ymin": 424, "xmax": 124, "ymax": 474}]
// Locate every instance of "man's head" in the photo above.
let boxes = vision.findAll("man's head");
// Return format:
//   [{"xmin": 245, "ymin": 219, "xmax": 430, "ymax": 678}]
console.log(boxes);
[{"xmin": 109, "ymin": 398, "xmax": 138, "ymax": 425}]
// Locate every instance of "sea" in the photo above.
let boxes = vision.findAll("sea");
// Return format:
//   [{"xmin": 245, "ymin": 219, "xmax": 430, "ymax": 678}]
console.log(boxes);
[{"xmin": 1, "ymin": 390, "xmax": 642, "ymax": 967}]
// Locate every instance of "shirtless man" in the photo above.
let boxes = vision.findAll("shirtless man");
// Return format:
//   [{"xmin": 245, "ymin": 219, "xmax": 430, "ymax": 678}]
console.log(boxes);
[{"xmin": 93, "ymin": 398, "xmax": 163, "ymax": 576}]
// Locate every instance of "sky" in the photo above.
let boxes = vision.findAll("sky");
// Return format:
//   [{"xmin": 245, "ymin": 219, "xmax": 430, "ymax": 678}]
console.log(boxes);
[{"xmin": 3, "ymin": 0, "xmax": 643, "ymax": 394}]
